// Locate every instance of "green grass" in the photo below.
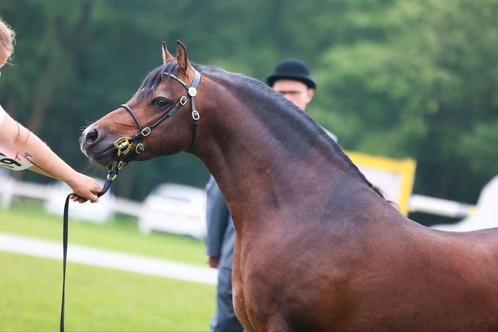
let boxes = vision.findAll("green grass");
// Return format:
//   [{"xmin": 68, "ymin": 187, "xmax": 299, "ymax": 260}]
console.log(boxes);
[
  {"xmin": 0, "ymin": 252, "xmax": 214, "ymax": 331},
  {"xmin": 0, "ymin": 200, "xmax": 207, "ymax": 266}
]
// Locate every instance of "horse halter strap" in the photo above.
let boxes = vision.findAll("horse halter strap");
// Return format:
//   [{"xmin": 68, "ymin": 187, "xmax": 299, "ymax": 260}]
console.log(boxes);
[{"xmin": 100, "ymin": 69, "xmax": 202, "ymax": 195}]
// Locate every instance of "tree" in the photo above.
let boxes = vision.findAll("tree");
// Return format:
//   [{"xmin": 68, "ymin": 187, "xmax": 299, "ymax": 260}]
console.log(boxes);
[
  {"xmin": 1, "ymin": 0, "xmax": 495, "ymax": 205},
  {"xmin": 314, "ymin": 0, "xmax": 498, "ymax": 211}
]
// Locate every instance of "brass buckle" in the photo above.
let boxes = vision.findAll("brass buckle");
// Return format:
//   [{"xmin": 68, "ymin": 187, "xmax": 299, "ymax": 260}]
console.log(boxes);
[{"xmin": 114, "ymin": 137, "xmax": 132, "ymax": 157}]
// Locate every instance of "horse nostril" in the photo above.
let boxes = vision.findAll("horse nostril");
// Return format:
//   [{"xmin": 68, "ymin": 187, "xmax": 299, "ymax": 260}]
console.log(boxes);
[{"xmin": 85, "ymin": 128, "xmax": 99, "ymax": 144}]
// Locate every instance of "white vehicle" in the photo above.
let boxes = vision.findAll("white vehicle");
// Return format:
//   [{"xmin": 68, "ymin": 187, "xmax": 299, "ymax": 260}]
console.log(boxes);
[
  {"xmin": 44, "ymin": 179, "xmax": 115, "ymax": 223},
  {"xmin": 432, "ymin": 176, "xmax": 498, "ymax": 232},
  {"xmin": 139, "ymin": 183, "xmax": 207, "ymax": 239}
]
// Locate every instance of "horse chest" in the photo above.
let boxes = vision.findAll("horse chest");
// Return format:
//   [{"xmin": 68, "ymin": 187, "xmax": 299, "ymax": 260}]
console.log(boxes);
[{"xmin": 233, "ymin": 233, "xmax": 354, "ymax": 331}]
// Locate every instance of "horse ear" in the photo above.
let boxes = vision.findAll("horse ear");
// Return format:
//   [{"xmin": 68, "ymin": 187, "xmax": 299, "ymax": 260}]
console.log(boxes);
[
  {"xmin": 162, "ymin": 41, "xmax": 175, "ymax": 64},
  {"xmin": 176, "ymin": 40, "xmax": 191, "ymax": 73}
]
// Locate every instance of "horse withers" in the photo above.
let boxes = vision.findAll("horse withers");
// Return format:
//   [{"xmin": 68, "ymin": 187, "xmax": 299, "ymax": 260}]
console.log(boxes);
[{"xmin": 81, "ymin": 41, "xmax": 498, "ymax": 332}]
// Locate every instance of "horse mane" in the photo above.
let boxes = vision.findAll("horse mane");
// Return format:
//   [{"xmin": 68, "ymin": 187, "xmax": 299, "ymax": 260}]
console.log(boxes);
[
  {"xmin": 136, "ymin": 62, "xmax": 385, "ymax": 200},
  {"xmin": 135, "ymin": 62, "xmax": 180, "ymax": 101},
  {"xmin": 198, "ymin": 65, "xmax": 386, "ymax": 200}
]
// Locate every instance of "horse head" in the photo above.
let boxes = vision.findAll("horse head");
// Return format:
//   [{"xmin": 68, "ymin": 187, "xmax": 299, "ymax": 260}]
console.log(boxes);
[{"xmin": 81, "ymin": 41, "xmax": 202, "ymax": 167}]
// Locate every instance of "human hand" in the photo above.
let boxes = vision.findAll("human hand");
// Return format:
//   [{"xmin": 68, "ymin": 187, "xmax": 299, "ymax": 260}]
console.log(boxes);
[
  {"xmin": 67, "ymin": 172, "xmax": 102, "ymax": 203},
  {"xmin": 208, "ymin": 256, "xmax": 220, "ymax": 269}
]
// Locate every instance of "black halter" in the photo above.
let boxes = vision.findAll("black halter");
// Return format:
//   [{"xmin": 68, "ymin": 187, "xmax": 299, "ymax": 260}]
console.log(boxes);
[{"xmin": 98, "ymin": 68, "xmax": 202, "ymax": 196}]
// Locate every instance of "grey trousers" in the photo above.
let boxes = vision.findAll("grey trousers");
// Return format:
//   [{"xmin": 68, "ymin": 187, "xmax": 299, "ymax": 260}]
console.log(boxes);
[{"xmin": 210, "ymin": 267, "xmax": 244, "ymax": 332}]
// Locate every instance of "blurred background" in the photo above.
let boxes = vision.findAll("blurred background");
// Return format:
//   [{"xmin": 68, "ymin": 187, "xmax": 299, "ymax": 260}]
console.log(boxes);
[
  {"xmin": 0, "ymin": 0, "xmax": 496, "ymax": 218},
  {"xmin": 0, "ymin": 0, "xmax": 497, "ymax": 330}
]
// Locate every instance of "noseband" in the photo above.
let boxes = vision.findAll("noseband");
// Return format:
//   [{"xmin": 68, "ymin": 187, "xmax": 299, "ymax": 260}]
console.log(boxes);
[{"xmin": 99, "ymin": 68, "xmax": 202, "ymax": 195}]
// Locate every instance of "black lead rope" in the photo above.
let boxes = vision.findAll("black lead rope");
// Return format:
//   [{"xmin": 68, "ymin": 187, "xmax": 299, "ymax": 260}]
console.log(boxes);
[
  {"xmin": 60, "ymin": 194, "xmax": 69, "ymax": 332},
  {"xmin": 60, "ymin": 180, "xmax": 112, "ymax": 332}
]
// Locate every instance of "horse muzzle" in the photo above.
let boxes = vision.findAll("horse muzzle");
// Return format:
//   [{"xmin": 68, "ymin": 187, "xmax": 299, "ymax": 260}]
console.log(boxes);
[{"xmin": 80, "ymin": 125, "xmax": 118, "ymax": 166}]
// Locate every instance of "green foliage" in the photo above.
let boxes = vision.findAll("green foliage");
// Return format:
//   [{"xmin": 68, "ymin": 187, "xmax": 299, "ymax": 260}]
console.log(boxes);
[
  {"xmin": 0, "ymin": 0, "xmax": 496, "ymax": 203},
  {"xmin": 315, "ymin": 0, "xmax": 498, "ymax": 202}
]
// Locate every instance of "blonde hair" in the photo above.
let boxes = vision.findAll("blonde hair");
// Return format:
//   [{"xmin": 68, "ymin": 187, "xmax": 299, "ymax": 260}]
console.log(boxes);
[{"xmin": 0, "ymin": 17, "xmax": 15, "ymax": 57}]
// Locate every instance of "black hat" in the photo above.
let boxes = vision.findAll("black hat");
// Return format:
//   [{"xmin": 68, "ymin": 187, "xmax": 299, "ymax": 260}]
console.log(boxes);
[{"xmin": 266, "ymin": 59, "xmax": 316, "ymax": 89}]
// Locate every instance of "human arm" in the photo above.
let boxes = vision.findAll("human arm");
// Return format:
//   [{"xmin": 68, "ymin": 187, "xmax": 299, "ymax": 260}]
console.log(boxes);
[
  {"xmin": 205, "ymin": 176, "xmax": 230, "ymax": 268},
  {"xmin": 0, "ymin": 110, "xmax": 101, "ymax": 202}
]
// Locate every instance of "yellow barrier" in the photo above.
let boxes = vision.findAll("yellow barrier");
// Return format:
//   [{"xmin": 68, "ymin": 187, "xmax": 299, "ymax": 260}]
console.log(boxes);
[{"xmin": 345, "ymin": 151, "xmax": 417, "ymax": 215}]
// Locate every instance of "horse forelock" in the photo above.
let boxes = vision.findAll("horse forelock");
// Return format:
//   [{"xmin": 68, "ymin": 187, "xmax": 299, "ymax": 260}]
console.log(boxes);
[{"xmin": 135, "ymin": 62, "xmax": 180, "ymax": 101}]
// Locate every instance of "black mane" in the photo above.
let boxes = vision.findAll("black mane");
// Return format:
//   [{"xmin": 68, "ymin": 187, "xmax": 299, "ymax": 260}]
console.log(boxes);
[
  {"xmin": 198, "ymin": 65, "xmax": 385, "ymax": 200},
  {"xmin": 135, "ymin": 62, "xmax": 180, "ymax": 101}
]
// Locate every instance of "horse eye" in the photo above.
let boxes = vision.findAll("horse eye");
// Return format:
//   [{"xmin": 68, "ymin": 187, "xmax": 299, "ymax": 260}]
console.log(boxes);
[{"xmin": 151, "ymin": 97, "xmax": 169, "ymax": 107}]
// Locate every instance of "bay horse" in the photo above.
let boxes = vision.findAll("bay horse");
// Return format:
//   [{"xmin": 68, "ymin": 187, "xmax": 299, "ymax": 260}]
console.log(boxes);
[{"xmin": 81, "ymin": 41, "xmax": 498, "ymax": 332}]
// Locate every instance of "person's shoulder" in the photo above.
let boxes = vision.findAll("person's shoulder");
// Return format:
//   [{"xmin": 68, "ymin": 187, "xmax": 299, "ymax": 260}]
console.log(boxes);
[
  {"xmin": 206, "ymin": 176, "xmax": 224, "ymax": 198},
  {"xmin": 205, "ymin": 175, "xmax": 217, "ymax": 190},
  {"xmin": 321, "ymin": 126, "xmax": 338, "ymax": 143}
]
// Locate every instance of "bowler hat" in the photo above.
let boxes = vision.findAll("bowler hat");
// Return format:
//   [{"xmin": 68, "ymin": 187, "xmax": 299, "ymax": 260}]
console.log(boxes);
[{"xmin": 266, "ymin": 59, "xmax": 316, "ymax": 89}]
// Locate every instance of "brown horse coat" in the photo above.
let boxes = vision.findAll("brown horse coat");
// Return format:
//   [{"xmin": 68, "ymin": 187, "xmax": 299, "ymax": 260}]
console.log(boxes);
[{"xmin": 81, "ymin": 42, "xmax": 498, "ymax": 332}]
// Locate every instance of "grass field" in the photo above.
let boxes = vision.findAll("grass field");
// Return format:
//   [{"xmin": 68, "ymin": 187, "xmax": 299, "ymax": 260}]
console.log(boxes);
[
  {"xmin": 0, "ymin": 201, "xmax": 216, "ymax": 331},
  {"xmin": 0, "ymin": 252, "xmax": 214, "ymax": 331},
  {"xmin": 0, "ymin": 200, "xmax": 207, "ymax": 265}
]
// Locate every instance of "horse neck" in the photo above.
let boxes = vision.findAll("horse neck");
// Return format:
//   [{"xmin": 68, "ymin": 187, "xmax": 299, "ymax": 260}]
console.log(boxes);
[{"xmin": 195, "ymin": 72, "xmax": 376, "ymax": 229}]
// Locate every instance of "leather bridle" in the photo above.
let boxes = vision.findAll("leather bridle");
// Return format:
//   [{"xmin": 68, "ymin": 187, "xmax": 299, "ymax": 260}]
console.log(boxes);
[{"xmin": 99, "ymin": 68, "xmax": 202, "ymax": 196}]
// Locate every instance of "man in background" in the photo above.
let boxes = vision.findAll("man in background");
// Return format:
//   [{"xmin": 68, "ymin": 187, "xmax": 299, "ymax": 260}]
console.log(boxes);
[
  {"xmin": 267, "ymin": 58, "xmax": 337, "ymax": 141},
  {"xmin": 205, "ymin": 176, "xmax": 243, "ymax": 332},
  {"xmin": 267, "ymin": 58, "xmax": 316, "ymax": 111}
]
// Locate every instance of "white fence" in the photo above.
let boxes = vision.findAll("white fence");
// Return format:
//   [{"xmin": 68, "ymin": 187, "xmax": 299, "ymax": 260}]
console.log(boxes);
[
  {"xmin": 0, "ymin": 176, "xmax": 478, "ymax": 221},
  {"xmin": 408, "ymin": 194, "xmax": 475, "ymax": 219},
  {"xmin": 0, "ymin": 175, "xmax": 142, "ymax": 218},
  {"xmin": 0, "ymin": 177, "xmax": 47, "ymax": 208}
]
